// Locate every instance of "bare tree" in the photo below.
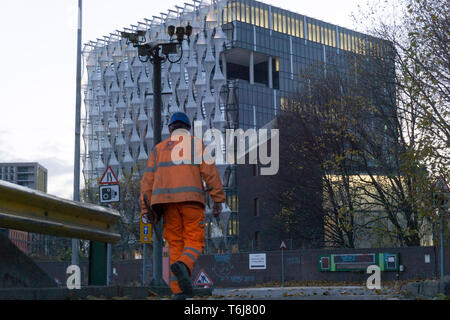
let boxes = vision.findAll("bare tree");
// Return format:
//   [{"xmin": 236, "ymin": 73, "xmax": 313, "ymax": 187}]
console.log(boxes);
[{"xmin": 352, "ymin": 0, "xmax": 449, "ymax": 243}]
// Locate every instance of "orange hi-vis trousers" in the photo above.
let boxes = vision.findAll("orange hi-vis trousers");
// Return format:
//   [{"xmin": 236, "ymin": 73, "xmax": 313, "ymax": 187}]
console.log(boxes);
[{"xmin": 162, "ymin": 201, "xmax": 205, "ymax": 294}]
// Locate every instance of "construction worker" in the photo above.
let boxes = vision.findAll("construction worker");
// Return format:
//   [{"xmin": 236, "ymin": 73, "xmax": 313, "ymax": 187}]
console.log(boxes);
[{"xmin": 140, "ymin": 111, "xmax": 225, "ymax": 300}]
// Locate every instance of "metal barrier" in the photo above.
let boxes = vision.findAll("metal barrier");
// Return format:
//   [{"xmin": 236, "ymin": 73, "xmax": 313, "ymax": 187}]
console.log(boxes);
[{"xmin": 0, "ymin": 180, "xmax": 120, "ymax": 243}]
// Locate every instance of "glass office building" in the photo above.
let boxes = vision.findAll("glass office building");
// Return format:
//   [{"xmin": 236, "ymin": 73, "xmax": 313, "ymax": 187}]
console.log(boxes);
[
  {"xmin": 221, "ymin": 0, "xmax": 392, "ymax": 130},
  {"xmin": 82, "ymin": 0, "xmax": 393, "ymax": 253}
]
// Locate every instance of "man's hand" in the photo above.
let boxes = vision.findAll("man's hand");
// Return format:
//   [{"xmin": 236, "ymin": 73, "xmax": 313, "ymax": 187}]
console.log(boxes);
[
  {"xmin": 212, "ymin": 202, "xmax": 222, "ymax": 218},
  {"xmin": 141, "ymin": 209, "xmax": 156, "ymax": 224}
]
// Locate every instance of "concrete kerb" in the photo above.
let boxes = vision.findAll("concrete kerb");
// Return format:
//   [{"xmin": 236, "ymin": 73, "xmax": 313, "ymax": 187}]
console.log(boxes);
[
  {"xmin": 0, "ymin": 286, "xmax": 212, "ymax": 300},
  {"xmin": 404, "ymin": 276, "xmax": 450, "ymax": 298}
]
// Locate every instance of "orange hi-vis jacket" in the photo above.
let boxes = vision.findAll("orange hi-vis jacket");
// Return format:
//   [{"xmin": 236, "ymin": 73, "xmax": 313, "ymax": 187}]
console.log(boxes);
[{"xmin": 140, "ymin": 129, "xmax": 226, "ymax": 213}]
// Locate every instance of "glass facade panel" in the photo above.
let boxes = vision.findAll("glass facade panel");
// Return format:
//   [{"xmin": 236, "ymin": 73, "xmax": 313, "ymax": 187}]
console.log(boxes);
[
  {"xmin": 318, "ymin": 25, "xmax": 322, "ymax": 43},
  {"xmin": 294, "ymin": 18, "xmax": 298, "ymax": 37},
  {"xmin": 264, "ymin": 9, "xmax": 268, "ymax": 28},
  {"xmin": 246, "ymin": 4, "xmax": 250, "ymax": 23},
  {"xmin": 307, "ymin": 23, "xmax": 312, "ymax": 41},
  {"xmin": 355, "ymin": 35, "xmax": 360, "ymax": 54},
  {"xmin": 332, "ymin": 29, "xmax": 336, "ymax": 47},
  {"xmin": 272, "ymin": 11, "xmax": 278, "ymax": 32},
  {"xmin": 276, "ymin": 11, "xmax": 280, "ymax": 32},
  {"xmin": 227, "ymin": 0, "xmax": 383, "ymax": 57},
  {"xmin": 312, "ymin": 24, "xmax": 316, "ymax": 42},
  {"xmin": 287, "ymin": 16, "xmax": 291, "ymax": 35},
  {"xmin": 251, "ymin": 5, "xmax": 255, "ymax": 25},
  {"xmin": 299, "ymin": 19, "xmax": 304, "ymax": 38},
  {"xmin": 319, "ymin": 25, "xmax": 322, "ymax": 44},
  {"xmin": 237, "ymin": 2, "xmax": 241, "ymax": 21}
]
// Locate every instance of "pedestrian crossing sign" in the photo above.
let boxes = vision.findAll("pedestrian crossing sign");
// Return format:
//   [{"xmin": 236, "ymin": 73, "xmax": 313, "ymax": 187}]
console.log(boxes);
[
  {"xmin": 140, "ymin": 215, "xmax": 152, "ymax": 244},
  {"xmin": 194, "ymin": 269, "xmax": 212, "ymax": 287}
]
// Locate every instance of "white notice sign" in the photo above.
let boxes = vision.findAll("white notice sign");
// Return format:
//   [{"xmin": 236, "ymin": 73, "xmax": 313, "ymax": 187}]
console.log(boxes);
[{"xmin": 249, "ymin": 253, "xmax": 266, "ymax": 270}]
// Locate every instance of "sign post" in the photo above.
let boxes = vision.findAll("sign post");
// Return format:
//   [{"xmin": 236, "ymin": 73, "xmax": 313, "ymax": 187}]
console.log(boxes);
[
  {"xmin": 140, "ymin": 206, "xmax": 152, "ymax": 285},
  {"xmin": 280, "ymin": 240, "xmax": 287, "ymax": 287},
  {"xmin": 433, "ymin": 176, "xmax": 449, "ymax": 292},
  {"xmin": 91, "ymin": 166, "xmax": 120, "ymax": 286}
]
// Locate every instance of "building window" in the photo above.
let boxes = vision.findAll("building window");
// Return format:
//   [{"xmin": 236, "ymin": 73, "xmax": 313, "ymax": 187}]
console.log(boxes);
[
  {"xmin": 332, "ymin": 29, "xmax": 335, "ymax": 46},
  {"xmin": 245, "ymin": 4, "xmax": 250, "ymax": 23},
  {"xmin": 236, "ymin": 2, "xmax": 241, "ymax": 21},
  {"xmin": 272, "ymin": 12, "xmax": 278, "ymax": 32},
  {"xmin": 254, "ymin": 198, "xmax": 259, "ymax": 217},
  {"xmin": 328, "ymin": 29, "xmax": 333, "ymax": 47},
  {"xmin": 264, "ymin": 10, "xmax": 269, "ymax": 28}
]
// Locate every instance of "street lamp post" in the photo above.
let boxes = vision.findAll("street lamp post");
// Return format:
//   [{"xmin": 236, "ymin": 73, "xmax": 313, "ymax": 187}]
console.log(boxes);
[
  {"xmin": 433, "ymin": 176, "xmax": 449, "ymax": 293},
  {"xmin": 121, "ymin": 24, "xmax": 192, "ymax": 287},
  {"xmin": 72, "ymin": 0, "xmax": 82, "ymax": 268},
  {"xmin": 150, "ymin": 48, "xmax": 163, "ymax": 286}
]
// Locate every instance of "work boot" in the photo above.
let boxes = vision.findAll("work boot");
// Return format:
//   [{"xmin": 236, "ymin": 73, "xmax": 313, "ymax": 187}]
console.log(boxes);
[
  {"xmin": 171, "ymin": 293, "xmax": 186, "ymax": 300},
  {"xmin": 170, "ymin": 261, "xmax": 193, "ymax": 296}
]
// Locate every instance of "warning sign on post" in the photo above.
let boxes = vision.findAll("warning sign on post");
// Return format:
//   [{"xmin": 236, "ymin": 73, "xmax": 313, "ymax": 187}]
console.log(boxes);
[
  {"xmin": 194, "ymin": 269, "xmax": 213, "ymax": 287},
  {"xmin": 99, "ymin": 166, "xmax": 119, "ymax": 185}
]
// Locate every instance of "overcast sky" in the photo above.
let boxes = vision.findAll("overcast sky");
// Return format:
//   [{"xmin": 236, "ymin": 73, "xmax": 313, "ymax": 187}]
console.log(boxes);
[{"xmin": 0, "ymin": 0, "xmax": 371, "ymax": 200}]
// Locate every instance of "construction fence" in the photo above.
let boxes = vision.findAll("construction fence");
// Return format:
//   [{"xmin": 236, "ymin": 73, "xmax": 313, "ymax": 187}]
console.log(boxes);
[{"xmin": 36, "ymin": 246, "xmax": 449, "ymax": 288}]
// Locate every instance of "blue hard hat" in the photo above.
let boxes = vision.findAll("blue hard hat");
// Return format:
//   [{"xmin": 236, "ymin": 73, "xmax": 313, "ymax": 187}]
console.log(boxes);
[{"xmin": 168, "ymin": 112, "xmax": 191, "ymax": 127}]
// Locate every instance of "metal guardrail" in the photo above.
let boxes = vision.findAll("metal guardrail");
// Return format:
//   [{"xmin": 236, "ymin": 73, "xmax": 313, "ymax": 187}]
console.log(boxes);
[{"xmin": 0, "ymin": 180, "xmax": 120, "ymax": 243}]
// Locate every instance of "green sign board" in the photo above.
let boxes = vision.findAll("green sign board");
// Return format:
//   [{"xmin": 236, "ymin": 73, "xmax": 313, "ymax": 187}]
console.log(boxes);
[{"xmin": 319, "ymin": 253, "xmax": 399, "ymax": 272}]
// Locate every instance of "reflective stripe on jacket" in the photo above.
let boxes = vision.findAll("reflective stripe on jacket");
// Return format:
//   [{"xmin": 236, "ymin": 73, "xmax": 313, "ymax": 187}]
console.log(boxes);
[{"xmin": 140, "ymin": 130, "xmax": 226, "ymax": 211}]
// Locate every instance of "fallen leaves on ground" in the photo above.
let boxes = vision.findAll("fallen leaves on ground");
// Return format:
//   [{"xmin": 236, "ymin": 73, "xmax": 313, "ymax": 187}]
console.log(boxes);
[{"xmin": 147, "ymin": 289, "xmax": 159, "ymax": 297}]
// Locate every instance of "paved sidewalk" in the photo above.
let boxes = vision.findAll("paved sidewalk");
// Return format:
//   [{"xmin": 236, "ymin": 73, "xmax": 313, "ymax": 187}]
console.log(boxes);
[{"xmin": 196, "ymin": 286, "xmax": 408, "ymax": 300}]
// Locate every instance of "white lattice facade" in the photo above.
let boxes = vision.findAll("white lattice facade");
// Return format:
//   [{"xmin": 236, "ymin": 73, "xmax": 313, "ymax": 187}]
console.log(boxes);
[{"xmin": 82, "ymin": 0, "xmax": 235, "ymax": 251}]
